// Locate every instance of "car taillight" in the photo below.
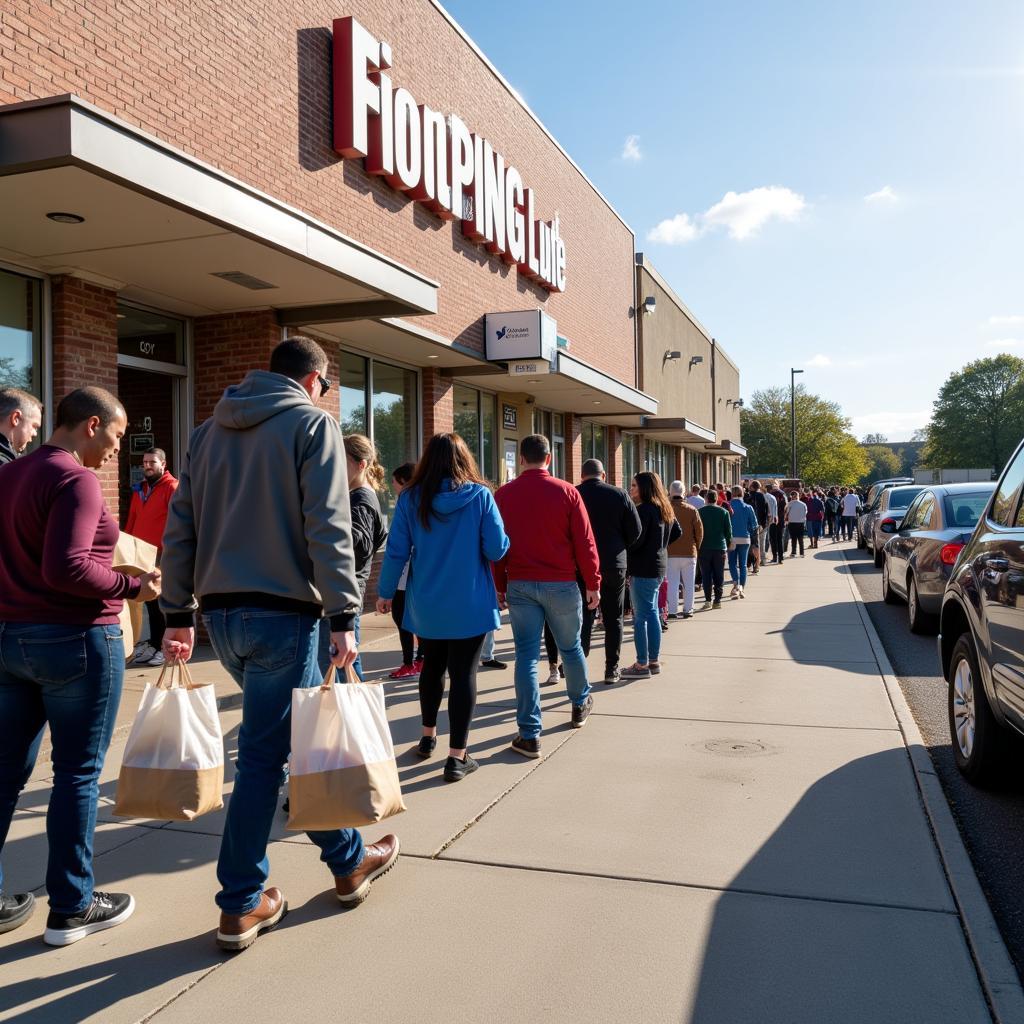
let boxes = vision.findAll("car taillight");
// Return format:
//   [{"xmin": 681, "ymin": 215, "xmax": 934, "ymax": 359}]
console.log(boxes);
[
  {"xmin": 941, "ymin": 543, "xmax": 965, "ymax": 566},
  {"xmin": 881, "ymin": 518, "xmax": 898, "ymax": 529}
]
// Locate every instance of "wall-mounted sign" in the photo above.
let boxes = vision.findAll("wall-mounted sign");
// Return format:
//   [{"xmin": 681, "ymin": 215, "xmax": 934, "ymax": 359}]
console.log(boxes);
[
  {"xmin": 508, "ymin": 361, "xmax": 550, "ymax": 377},
  {"xmin": 502, "ymin": 403, "xmax": 518, "ymax": 431},
  {"xmin": 334, "ymin": 16, "xmax": 567, "ymax": 293},
  {"xmin": 130, "ymin": 433, "xmax": 155, "ymax": 454},
  {"xmin": 485, "ymin": 309, "xmax": 557, "ymax": 363},
  {"xmin": 117, "ymin": 332, "xmax": 180, "ymax": 364}
]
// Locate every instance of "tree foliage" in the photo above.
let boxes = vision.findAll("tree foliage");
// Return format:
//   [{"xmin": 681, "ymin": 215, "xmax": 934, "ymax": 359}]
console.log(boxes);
[
  {"xmin": 862, "ymin": 433, "xmax": 888, "ymax": 445},
  {"xmin": 921, "ymin": 355, "xmax": 1024, "ymax": 472},
  {"xmin": 859, "ymin": 444, "xmax": 902, "ymax": 485},
  {"xmin": 740, "ymin": 385, "xmax": 869, "ymax": 484}
]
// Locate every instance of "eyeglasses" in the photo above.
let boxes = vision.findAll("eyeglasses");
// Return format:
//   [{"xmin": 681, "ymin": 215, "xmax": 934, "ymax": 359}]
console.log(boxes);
[{"xmin": 317, "ymin": 375, "xmax": 331, "ymax": 395}]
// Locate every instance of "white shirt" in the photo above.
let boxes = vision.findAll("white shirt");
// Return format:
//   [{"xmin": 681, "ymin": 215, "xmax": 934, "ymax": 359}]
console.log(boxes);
[
  {"xmin": 841, "ymin": 493, "xmax": 859, "ymax": 517},
  {"xmin": 686, "ymin": 494, "xmax": 705, "ymax": 508},
  {"xmin": 765, "ymin": 491, "xmax": 778, "ymax": 521},
  {"xmin": 787, "ymin": 500, "xmax": 808, "ymax": 524}
]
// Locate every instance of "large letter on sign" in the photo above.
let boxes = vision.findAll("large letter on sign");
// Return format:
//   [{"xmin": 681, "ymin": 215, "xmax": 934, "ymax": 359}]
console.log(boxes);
[{"xmin": 333, "ymin": 17, "xmax": 382, "ymax": 158}]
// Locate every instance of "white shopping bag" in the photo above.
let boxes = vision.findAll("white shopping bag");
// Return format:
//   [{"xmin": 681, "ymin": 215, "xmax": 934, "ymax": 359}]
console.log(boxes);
[
  {"xmin": 114, "ymin": 659, "xmax": 224, "ymax": 820},
  {"xmin": 287, "ymin": 664, "xmax": 406, "ymax": 831}
]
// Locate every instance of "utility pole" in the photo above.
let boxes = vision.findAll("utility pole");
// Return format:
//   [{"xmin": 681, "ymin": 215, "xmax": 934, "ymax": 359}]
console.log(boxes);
[{"xmin": 791, "ymin": 368, "xmax": 804, "ymax": 478}]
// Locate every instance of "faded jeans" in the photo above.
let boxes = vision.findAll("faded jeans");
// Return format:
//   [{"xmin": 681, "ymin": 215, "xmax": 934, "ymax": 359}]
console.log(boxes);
[
  {"xmin": 728, "ymin": 540, "xmax": 751, "ymax": 587},
  {"xmin": 630, "ymin": 576, "xmax": 663, "ymax": 665},
  {"xmin": 506, "ymin": 581, "xmax": 591, "ymax": 740}
]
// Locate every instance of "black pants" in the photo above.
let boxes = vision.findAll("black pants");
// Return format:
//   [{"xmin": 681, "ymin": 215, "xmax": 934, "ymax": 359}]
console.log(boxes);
[
  {"xmin": 769, "ymin": 523, "xmax": 785, "ymax": 562},
  {"xmin": 418, "ymin": 635, "xmax": 485, "ymax": 750},
  {"xmin": 825, "ymin": 512, "xmax": 836, "ymax": 537},
  {"xmin": 391, "ymin": 589, "xmax": 420, "ymax": 666},
  {"xmin": 543, "ymin": 622, "xmax": 558, "ymax": 665},
  {"xmin": 788, "ymin": 522, "xmax": 805, "ymax": 556},
  {"xmin": 579, "ymin": 568, "xmax": 627, "ymax": 671},
  {"xmin": 146, "ymin": 599, "xmax": 165, "ymax": 650},
  {"xmin": 699, "ymin": 550, "xmax": 726, "ymax": 601}
]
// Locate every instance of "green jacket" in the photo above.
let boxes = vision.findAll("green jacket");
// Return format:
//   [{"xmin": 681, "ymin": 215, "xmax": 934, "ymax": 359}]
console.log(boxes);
[{"xmin": 698, "ymin": 502, "xmax": 733, "ymax": 552}]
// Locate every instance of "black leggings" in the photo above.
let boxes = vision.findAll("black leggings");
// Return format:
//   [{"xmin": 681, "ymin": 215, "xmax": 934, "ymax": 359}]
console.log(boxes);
[
  {"xmin": 391, "ymin": 589, "xmax": 421, "ymax": 666},
  {"xmin": 419, "ymin": 635, "xmax": 485, "ymax": 750},
  {"xmin": 544, "ymin": 622, "xmax": 558, "ymax": 665}
]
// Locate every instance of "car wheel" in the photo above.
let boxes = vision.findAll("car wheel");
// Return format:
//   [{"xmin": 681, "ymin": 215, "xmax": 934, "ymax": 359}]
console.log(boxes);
[
  {"xmin": 873, "ymin": 539, "xmax": 885, "ymax": 568},
  {"xmin": 881, "ymin": 558, "xmax": 902, "ymax": 604},
  {"xmin": 907, "ymin": 574, "xmax": 937, "ymax": 634},
  {"xmin": 948, "ymin": 632, "xmax": 1009, "ymax": 785},
  {"xmin": 857, "ymin": 528, "xmax": 866, "ymax": 550}
]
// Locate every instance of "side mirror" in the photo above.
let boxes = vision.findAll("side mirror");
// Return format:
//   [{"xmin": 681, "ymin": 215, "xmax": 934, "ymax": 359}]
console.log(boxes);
[{"xmin": 880, "ymin": 519, "xmax": 899, "ymax": 534}]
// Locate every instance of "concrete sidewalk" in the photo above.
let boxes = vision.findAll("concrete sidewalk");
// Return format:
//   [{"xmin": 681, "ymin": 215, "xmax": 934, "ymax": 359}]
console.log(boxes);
[{"xmin": 0, "ymin": 546, "xmax": 1010, "ymax": 1022}]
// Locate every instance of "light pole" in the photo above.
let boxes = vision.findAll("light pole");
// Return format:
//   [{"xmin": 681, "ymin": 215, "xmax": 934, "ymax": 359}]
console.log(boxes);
[{"xmin": 791, "ymin": 368, "xmax": 804, "ymax": 478}]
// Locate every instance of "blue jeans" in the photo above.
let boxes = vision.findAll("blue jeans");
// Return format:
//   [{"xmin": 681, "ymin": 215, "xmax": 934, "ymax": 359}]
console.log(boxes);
[
  {"xmin": 807, "ymin": 520, "xmax": 823, "ymax": 540},
  {"xmin": 205, "ymin": 608, "xmax": 364, "ymax": 915},
  {"xmin": 728, "ymin": 541, "xmax": 750, "ymax": 587},
  {"xmin": 0, "ymin": 622, "xmax": 124, "ymax": 914},
  {"xmin": 506, "ymin": 581, "xmax": 591, "ymax": 740},
  {"xmin": 480, "ymin": 630, "xmax": 495, "ymax": 661},
  {"xmin": 630, "ymin": 576, "xmax": 663, "ymax": 665},
  {"xmin": 318, "ymin": 613, "xmax": 363, "ymax": 680}
]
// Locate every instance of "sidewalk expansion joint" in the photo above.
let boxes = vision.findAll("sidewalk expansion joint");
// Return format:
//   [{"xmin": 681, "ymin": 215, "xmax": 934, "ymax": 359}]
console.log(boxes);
[
  {"xmin": 137, "ymin": 962, "xmax": 230, "ymax": 1024},
  {"xmin": 582, "ymin": 711, "xmax": 900, "ymax": 732},
  {"xmin": 434, "ymin": 854, "xmax": 959, "ymax": 917}
]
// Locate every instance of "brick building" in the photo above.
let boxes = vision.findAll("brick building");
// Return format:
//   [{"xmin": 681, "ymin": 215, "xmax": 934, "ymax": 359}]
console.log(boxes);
[{"xmin": 0, "ymin": 1, "xmax": 742, "ymax": 532}]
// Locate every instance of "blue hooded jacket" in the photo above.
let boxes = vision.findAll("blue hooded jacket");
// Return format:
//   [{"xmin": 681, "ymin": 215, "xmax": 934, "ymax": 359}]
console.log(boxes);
[
  {"xmin": 728, "ymin": 498, "xmax": 759, "ymax": 540},
  {"xmin": 378, "ymin": 480, "xmax": 509, "ymax": 640}
]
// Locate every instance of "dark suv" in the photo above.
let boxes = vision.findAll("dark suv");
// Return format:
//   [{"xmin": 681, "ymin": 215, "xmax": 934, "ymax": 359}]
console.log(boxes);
[{"xmin": 939, "ymin": 441, "xmax": 1024, "ymax": 783}]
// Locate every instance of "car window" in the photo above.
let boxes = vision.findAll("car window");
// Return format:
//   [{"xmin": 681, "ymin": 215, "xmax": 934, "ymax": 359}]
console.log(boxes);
[
  {"xmin": 888, "ymin": 486, "xmax": 924, "ymax": 508},
  {"xmin": 944, "ymin": 492, "xmax": 994, "ymax": 530},
  {"xmin": 991, "ymin": 446, "xmax": 1024, "ymax": 526},
  {"xmin": 901, "ymin": 493, "xmax": 926, "ymax": 529},
  {"xmin": 916, "ymin": 493, "xmax": 936, "ymax": 529}
]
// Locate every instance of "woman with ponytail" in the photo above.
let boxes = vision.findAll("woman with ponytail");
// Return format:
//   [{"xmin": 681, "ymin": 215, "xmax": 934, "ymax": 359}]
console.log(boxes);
[{"xmin": 343, "ymin": 434, "xmax": 388, "ymax": 680}]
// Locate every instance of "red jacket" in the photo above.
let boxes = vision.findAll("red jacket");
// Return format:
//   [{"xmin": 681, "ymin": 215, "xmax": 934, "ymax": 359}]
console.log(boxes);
[
  {"xmin": 492, "ymin": 468, "xmax": 601, "ymax": 592},
  {"xmin": 125, "ymin": 471, "xmax": 178, "ymax": 552}
]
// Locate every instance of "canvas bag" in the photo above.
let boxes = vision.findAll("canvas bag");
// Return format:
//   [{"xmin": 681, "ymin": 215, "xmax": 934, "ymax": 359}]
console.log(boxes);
[
  {"xmin": 112, "ymin": 531, "xmax": 158, "ymax": 661},
  {"xmin": 287, "ymin": 664, "xmax": 406, "ymax": 831},
  {"xmin": 114, "ymin": 659, "xmax": 224, "ymax": 820}
]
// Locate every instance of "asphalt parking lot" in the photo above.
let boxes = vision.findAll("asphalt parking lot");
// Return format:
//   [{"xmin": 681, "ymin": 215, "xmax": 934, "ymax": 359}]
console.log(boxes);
[{"xmin": 846, "ymin": 544, "xmax": 1024, "ymax": 982}]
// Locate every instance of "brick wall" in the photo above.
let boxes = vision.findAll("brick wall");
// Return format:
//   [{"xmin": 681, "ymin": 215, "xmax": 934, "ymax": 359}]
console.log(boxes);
[
  {"xmin": 421, "ymin": 368, "xmax": 453, "ymax": 438},
  {"xmin": 0, "ymin": 1, "xmax": 635, "ymax": 382},
  {"xmin": 51, "ymin": 275, "xmax": 120, "ymax": 511}
]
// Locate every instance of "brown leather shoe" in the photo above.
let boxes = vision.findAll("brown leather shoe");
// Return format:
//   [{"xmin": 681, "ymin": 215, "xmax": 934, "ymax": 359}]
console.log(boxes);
[
  {"xmin": 334, "ymin": 835, "xmax": 400, "ymax": 905},
  {"xmin": 216, "ymin": 887, "xmax": 287, "ymax": 952}
]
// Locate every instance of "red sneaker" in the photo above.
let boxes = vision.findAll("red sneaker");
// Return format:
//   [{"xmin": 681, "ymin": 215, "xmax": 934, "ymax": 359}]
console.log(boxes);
[
  {"xmin": 388, "ymin": 664, "xmax": 418, "ymax": 680},
  {"xmin": 413, "ymin": 658, "xmax": 425, "ymax": 674}
]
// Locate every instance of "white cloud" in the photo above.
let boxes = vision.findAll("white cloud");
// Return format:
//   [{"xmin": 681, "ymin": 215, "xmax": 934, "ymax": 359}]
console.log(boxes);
[
  {"xmin": 621, "ymin": 134, "xmax": 642, "ymax": 162},
  {"xmin": 646, "ymin": 212, "xmax": 700, "ymax": 245},
  {"xmin": 850, "ymin": 410, "xmax": 931, "ymax": 440},
  {"xmin": 805, "ymin": 354, "xmax": 832, "ymax": 367},
  {"xmin": 984, "ymin": 338, "xmax": 1024, "ymax": 350},
  {"xmin": 987, "ymin": 315, "xmax": 1024, "ymax": 327},
  {"xmin": 864, "ymin": 185, "xmax": 899, "ymax": 204},
  {"xmin": 646, "ymin": 185, "xmax": 806, "ymax": 245}
]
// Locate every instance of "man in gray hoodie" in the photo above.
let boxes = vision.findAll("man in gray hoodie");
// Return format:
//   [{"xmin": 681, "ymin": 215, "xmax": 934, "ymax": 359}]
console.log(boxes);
[{"xmin": 160, "ymin": 336, "xmax": 399, "ymax": 952}]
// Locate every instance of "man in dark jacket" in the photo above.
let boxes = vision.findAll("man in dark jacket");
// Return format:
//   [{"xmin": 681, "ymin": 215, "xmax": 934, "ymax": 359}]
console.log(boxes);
[
  {"xmin": 577, "ymin": 459, "xmax": 642, "ymax": 684},
  {"xmin": 0, "ymin": 387, "xmax": 42, "ymax": 468},
  {"xmin": 747, "ymin": 480, "xmax": 770, "ymax": 573}
]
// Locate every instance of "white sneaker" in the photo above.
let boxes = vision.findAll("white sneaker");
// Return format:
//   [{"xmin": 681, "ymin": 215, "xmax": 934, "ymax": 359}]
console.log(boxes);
[
  {"xmin": 132, "ymin": 644, "xmax": 156, "ymax": 664},
  {"xmin": 147, "ymin": 651, "xmax": 166, "ymax": 667}
]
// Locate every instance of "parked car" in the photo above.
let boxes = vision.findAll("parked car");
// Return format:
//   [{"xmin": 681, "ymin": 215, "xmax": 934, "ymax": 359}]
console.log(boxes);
[
  {"xmin": 863, "ymin": 485, "xmax": 925, "ymax": 566},
  {"xmin": 939, "ymin": 438, "xmax": 1024, "ymax": 784},
  {"xmin": 856, "ymin": 478, "xmax": 914, "ymax": 549},
  {"xmin": 880, "ymin": 482, "xmax": 997, "ymax": 633}
]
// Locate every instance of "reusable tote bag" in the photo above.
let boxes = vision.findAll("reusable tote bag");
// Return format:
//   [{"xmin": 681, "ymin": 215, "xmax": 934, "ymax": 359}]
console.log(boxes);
[
  {"xmin": 114, "ymin": 659, "xmax": 224, "ymax": 820},
  {"xmin": 287, "ymin": 664, "xmax": 406, "ymax": 831}
]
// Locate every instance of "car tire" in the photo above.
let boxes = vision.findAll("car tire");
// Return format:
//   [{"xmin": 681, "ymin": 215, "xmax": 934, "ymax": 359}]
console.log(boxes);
[
  {"xmin": 873, "ymin": 540, "xmax": 885, "ymax": 568},
  {"xmin": 948, "ymin": 632, "xmax": 1009, "ymax": 785},
  {"xmin": 881, "ymin": 558, "xmax": 902, "ymax": 604},
  {"xmin": 857, "ymin": 529, "xmax": 866, "ymax": 550},
  {"xmin": 907, "ymin": 574, "xmax": 937, "ymax": 635}
]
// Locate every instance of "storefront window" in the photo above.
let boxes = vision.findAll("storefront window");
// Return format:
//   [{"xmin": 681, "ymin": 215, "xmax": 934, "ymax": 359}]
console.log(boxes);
[
  {"xmin": 0, "ymin": 268, "xmax": 42, "ymax": 399},
  {"xmin": 482, "ymin": 394, "xmax": 497, "ymax": 482},
  {"xmin": 581, "ymin": 422, "xmax": 607, "ymax": 467},
  {"xmin": 340, "ymin": 352, "xmax": 368, "ymax": 436},
  {"xmin": 645, "ymin": 440, "xmax": 674, "ymax": 486},
  {"xmin": 687, "ymin": 450, "xmax": 703, "ymax": 490},
  {"xmin": 622, "ymin": 433, "xmax": 639, "ymax": 486},
  {"xmin": 373, "ymin": 362, "xmax": 418, "ymax": 517},
  {"xmin": 531, "ymin": 408, "xmax": 564, "ymax": 478},
  {"xmin": 454, "ymin": 383, "xmax": 498, "ymax": 482}
]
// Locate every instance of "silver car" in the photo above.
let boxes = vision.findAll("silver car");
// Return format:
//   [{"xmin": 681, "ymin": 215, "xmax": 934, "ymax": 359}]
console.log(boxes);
[
  {"xmin": 880, "ymin": 482, "xmax": 996, "ymax": 632},
  {"xmin": 856, "ymin": 478, "xmax": 914, "ymax": 550},
  {"xmin": 865, "ymin": 485, "xmax": 925, "ymax": 567}
]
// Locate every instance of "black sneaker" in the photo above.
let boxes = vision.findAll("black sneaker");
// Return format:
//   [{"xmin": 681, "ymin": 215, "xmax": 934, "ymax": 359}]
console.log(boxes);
[
  {"xmin": 712, "ymin": 600, "xmax": 722, "ymax": 609},
  {"xmin": 480, "ymin": 659, "xmax": 507, "ymax": 670},
  {"xmin": 604, "ymin": 666, "xmax": 620, "ymax": 685},
  {"xmin": 0, "ymin": 892, "xmax": 34, "ymax": 934},
  {"xmin": 44, "ymin": 891, "xmax": 135, "ymax": 947},
  {"xmin": 510, "ymin": 734, "xmax": 542, "ymax": 759},
  {"xmin": 415, "ymin": 735, "xmax": 437, "ymax": 759},
  {"xmin": 682, "ymin": 612, "xmax": 694, "ymax": 619},
  {"xmin": 571, "ymin": 695, "xmax": 594, "ymax": 729},
  {"xmin": 443, "ymin": 753, "xmax": 479, "ymax": 782}
]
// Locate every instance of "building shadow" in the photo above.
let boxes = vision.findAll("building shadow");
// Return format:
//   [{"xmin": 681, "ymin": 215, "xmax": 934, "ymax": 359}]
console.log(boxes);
[{"xmin": 296, "ymin": 28, "xmax": 340, "ymax": 173}]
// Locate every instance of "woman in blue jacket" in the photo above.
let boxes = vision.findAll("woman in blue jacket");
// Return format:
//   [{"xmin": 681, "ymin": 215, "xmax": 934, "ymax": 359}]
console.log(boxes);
[
  {"xmin": 377, "ymin": 433, "xmax": 509, "ymax": 783},
  {"xmin": 727, "ymin": 486, "xmax": 759, "ymax": 599}
]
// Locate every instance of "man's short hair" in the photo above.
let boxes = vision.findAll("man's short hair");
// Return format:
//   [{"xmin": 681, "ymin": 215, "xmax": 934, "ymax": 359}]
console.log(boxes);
[
  {"xmin": 690, "ymin": 484, "xmax": 701, "ymax": 493},
  {"xmin": 749, "ymin": 480, "xmax": 761, "ymax": 491},
  {"xmin": 520, "ymin": 433, "xmax": 550, "ymax": 464},
  {"xmin": 144, "ymin": 447, "xmax": 167, "ymax": 463},
  {"xmin": 581, "ymin": 458, "xmax": 603, "ymax": 478},
  {"xmin": 269, "ymin": 335, "xmax": 328, "ymax": 381},
  {"xmin": 669, "ymin": 479, "xmax": 684, "ymax": 496},
  {"xmin": 0, "ymin": 387, "xmax": 42, "ymax": 420},
  {"xmin": 54, "ymin": 387, "xmax": 123, "ymax": 429}
]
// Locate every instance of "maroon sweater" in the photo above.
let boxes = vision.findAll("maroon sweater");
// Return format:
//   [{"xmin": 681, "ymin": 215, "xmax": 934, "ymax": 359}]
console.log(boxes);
[{"xmin": 0, "ymin": 446, "xmax": 141, "ymax": 625}]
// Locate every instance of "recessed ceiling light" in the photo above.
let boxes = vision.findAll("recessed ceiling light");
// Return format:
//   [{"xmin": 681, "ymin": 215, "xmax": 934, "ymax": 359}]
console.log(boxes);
[
  {"xmin": 46, "ymin": 212, "xmax": 85, "ymax": 224},
  {"xmin": 592, "ymin": 400, "xmax": 602, "ymax": 405},
  {"xmin": 528, "ymin": 379, "xmax": 540, "ymax": 383},
  {"xmin": 427, "ymin": 354, "xmax": 439, "ymax": 359}
]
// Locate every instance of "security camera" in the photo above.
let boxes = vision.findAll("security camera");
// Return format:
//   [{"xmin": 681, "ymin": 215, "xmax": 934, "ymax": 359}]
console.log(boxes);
[{"xmin": 525, "ymin": 396, "xmax": 535, "ymax": 404}]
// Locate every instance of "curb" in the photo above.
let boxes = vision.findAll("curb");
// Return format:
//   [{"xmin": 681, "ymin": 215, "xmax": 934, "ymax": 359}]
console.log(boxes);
[{"xmin": 840, "ymin": 549, "xmax": 1024, "ymax": 1023}]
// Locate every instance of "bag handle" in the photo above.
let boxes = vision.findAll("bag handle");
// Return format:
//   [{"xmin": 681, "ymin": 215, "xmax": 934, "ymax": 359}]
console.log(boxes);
[
  {"xmin": 320, "ymin": 662, "xmax": 366, "ymax": 690},
  {"xmin": 153, "ymin": 657, "xmax": 204, "ymax": 691}
]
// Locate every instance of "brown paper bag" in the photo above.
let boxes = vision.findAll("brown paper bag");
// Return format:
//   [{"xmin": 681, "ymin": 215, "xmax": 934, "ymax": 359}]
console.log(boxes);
[{"xmin": 113, "ymin": 531, "xmax": 158, "ymax": 660}]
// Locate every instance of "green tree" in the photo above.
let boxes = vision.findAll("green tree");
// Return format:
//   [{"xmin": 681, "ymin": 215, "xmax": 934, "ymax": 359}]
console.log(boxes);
[
  {"xmin": 740, "ymin": 385, "xmax": 869, "ymax": 483},
  {"xmin": 859, "ymin": 444, "xmax": 901, "ymax": 486},
  {"xmin": 921, "ymin": 355, "xmax": 1024, "ymax": 472},
  {"xmin": 862, "ymin": 433, "xmax": 889, "ymax": 445}
]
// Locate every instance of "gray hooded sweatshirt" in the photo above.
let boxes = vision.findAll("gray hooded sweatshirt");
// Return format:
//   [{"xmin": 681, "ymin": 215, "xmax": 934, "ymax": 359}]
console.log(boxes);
[{"xmin": 160, "ymin": 370, "xmax": 361, "ymax": 631}]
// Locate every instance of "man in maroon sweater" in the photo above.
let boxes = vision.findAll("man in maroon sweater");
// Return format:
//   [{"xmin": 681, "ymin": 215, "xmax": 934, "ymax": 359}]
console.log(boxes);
[
  {"xmin": 494, "ymin": 434, "xmax": 601, "ymax": 757},
  {"xmin": 0, "ymin": 386, "xmax": 161, "ymax": 946}
]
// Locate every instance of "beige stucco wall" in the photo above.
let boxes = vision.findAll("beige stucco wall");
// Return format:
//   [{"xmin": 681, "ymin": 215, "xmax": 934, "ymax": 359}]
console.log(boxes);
[{"xmin": 714, "ymin": 345, "xmax": 742, "ymax": 443}]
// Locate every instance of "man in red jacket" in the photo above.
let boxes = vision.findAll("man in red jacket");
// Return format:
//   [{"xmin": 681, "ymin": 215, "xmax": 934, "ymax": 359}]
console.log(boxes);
[
  {"xmin": 494, "ymin": 434, "xmax": 601, "ymax": 758},
  {"xmin": 124, "ymin": 447, "xmax": 177, "ymax": 665}
]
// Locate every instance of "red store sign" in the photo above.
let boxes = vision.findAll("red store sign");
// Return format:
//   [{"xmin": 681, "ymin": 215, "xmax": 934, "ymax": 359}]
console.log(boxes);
[{"xmin": 332, "ymin": 16, "xmax": 567, "ymax": 293}]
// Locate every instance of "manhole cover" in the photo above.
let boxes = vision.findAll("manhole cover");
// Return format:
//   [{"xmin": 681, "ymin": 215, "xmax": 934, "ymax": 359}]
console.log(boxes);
[{"xmin": 700, "ymin": 739, "xmax": 777, "ymax": 758}]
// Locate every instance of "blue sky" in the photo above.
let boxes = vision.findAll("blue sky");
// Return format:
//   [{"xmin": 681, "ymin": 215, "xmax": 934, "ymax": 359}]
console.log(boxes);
[{"xmin": 440, "ymin": 0, "xmax": 1024, "ymax": 441}]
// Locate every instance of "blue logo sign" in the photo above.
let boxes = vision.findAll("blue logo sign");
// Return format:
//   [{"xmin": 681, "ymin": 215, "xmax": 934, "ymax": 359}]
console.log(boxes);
[{"xmin": 496, "ymin": 326, "xmax": 507, "ymax": 340}]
